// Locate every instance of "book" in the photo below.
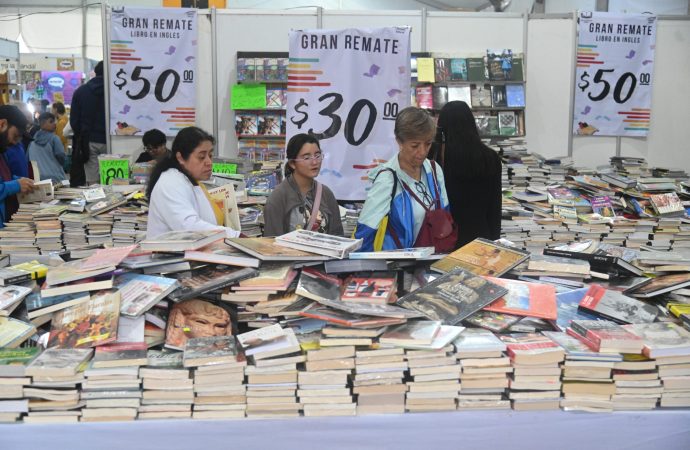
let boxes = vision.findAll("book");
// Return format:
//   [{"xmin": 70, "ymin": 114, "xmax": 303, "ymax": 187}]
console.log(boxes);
[
  {"xmin": 379, "ymin": 321, "xmax": 441, "ymax": 346},
  {"xmin": 553, "ymin": 287, "xmax": 600, "ymax": 332},
  {"xmin": 85, "ymin": 193, "xmax": 127, "ymax": 216},
  {"xmin": 25, "ymin": 348, "xmax": 93, "ymax": 377},
  {"xmin": 80, "ymin": 245, "xmax": 137, "ymax": 272},
  {"xmin": 466, "ymin": 58, "xmax": 487, "ymax": 82},
  {"xmin": 0, "ymin": 285, "xmax": 32, "ymax": 313},
  {"xmin": 314, "ymin": 296, "xmax": 420, "ymax": 320},
  {"xmin": 452, "ymin": 327, "xmax": 507, "ymax": 355},
  {"xmin": 541, "ymin": 331, "xmax": 619, "ymax": 360},
  {"xmin": 115, "ymin": 273, "xmax": 179, "ymax": 317},
  {"xmin": 415, "ymin": 85, "xmax": 433, "ymax": 109},
  {"xmin": 432, "ymin": 86, "xmax": 448, "ymax": 110},
  {"xmin": 341, "ymin": 274, "xmax": 395, "ymax": 305},
  {"xmin": 140, "ymin": 230, "xmax": 226, "ymax": 252},
  {"xmin": 120, "ymin": 253, "xmax": 186, "ymax": 270},
  {"xmin": 45, "ymin": 259, "xmax": 115, "ymax": 287},
  {"xmin": 41, "ymin": 274, "xmax": 114, "ymax": 298},
  {"xmin": 434, "ymin": 58, "xmax": 450, "ymax": 82},
  {"xmin": 510, "ymin": 57, "xmax": 524, "ymax": 81},
  {"xmin": 0, "ymin": 261, "xmax": 48, "ymax": 286},
  {"xmin": 463, "ymin": 310, "xmax": 521, "ymax": 333},
  {"xmin": 601, "ymin": 173, "xmax": 637, "ymax": 189},
  {"xmin": 431, "ymin": 238, "xmax": 529, "ymax": 276},
  {"xmin": 47, "ymin": 291, "xmax": 121, "ymax": 348},
  {"xmin": 396, "ymin": 268, "xmax": 508, "ymax": 325},
  {"xmin": 569, "ymin": 320, "xmax": 644, "ymax": 354},
  {"xmin": 487, "ymin": 49, "xmax": 512, "ymax": 81},
  {"xmin": 164, "ymin": 299, "xmax": 233, "ymax": 350},
  {"xmin": 491, "ymin": 85, "xmax": 507, "ymax": 107},
  {"xmin": 184, "ymin": 241, "xmax": 259, "ymax": 268},
  {"xmin": 225, "ymin": 237, "xmax": 331, "ymax": 262},
  {"xmin": 483, "ymin": 277, "xmax": 558, "ymax": 321},
  {"xmin": 236, "ymin": 324, "xmax": 300, "ymax": 360},
  {"xmin": 498, "ymin": 111, "xmax": 517, "ymax": 136},
  {"xmin": 266, "ymin": 87, "xmax": 286, "ymax": 109},
  {"xmin": 0, "ymin": 347, "xmax": 41, "ymax": 377},
  {"xmin": 527, "ymin": 255, "xmax": 590, "ymax": 276},
  {"xmin": 295, "ymin": 268, "xmax": 342, "ymax": 303},
  {"xmin": 416, "ymin": 57, "xmax": 435, "ymax": 82},
  {"xmin": 183, "ymin": 336, "xmax": 245, "ymax": 368},
  {"xmin": 168, "ymin": 266, "xmax": 258, "ymax": 302},
  {"xmin": 238, "ymin": 264, "xmax": 293, "ymax": 288},
  {"xmin": 499, "ymin": 333, "xmax": 565, "ymax": 365},
  {"xmin": 257, "ymin": 112, "xmax": 282, "ymax": 136},
  {"xmin": 629, "ymin": 273, "xmax": 690, "ymax": 298},
  {"xmin": 649, "ymin": 192, "xmax": 685, "ymax": 217},
  {"xmin": 0, "ymin": 317, "xmax": 36, "ymax": 348},
  {"xmin": 470, "ymin": 85, "xmax": 492, "ymax": 108},
  {"xmin": 505, "ymin": 84, "xmax": 525, "ymax": 107},
  {"xmin": 25, "ymin": 292, "xmax": 91, "ymax": 320},
  {"xmin": 449, "ymin": 58, "xmax": 468, "ymax": 81},
  {"xmin": 236, "ymin": 57, "xmax": 255, "ymax": 81},
  {"xmin": 92, "ymin": 342, "xmax": 148, "ymax": 368},
  {"xmin": 447, "ymin": 85, "xmax": 472, "ymax": 105},
  {"xmin": 350, "ymin": 247, "xmax": 434, "ymax": 260},
  {"xmin": 624, "ymin": 322, "xmax": 690, "ymax": 358},
  {"xmin": 324, "ymin": 259, "xmax": 389, "ymax": 274},
  {"xmin": 275, "ymin": 229, "xmax": 362, "ymax": 259},
  {"xmin": 578, "ymin": 284, "xmax": 658, "ymax": 324},
  {"xmin": 543, "ymin": 247, "xmax": 642, "ymax": 277},
  {"xmin": 18, "ymin": 179, "xmax": 54, "ymax": 204},
  {"xmin": 299, "ymin": 305, "xmax": 405, "ymax": 329}
]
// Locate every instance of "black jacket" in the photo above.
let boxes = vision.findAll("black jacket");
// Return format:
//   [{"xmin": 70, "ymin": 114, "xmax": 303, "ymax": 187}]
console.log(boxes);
[{"xmin": 70, "ymin": 76, "xmax": 106, "ymax": 144}]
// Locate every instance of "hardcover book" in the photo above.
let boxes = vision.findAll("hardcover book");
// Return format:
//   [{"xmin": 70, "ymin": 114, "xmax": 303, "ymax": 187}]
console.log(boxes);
[
  {"xmin": 140, "ymin": 229, "xmax": 226, "ymax": 252},
  {"xmin": 449, "ymin": 58, "xmax": 468, "ymax": 81},
  {"xmin": 25, "ymin": 348, "xmax": 93, "ymax": 377},
  {"xmin": 396, "ymin": 268, "xmax": 508, "ymax": 325},
  {"xmin": 115, "ymin": 273, "xmax": 179, "ymax": 317},
  {"xmin": 275, "ymin": 229, "xmax": 362, "ymax": 259},
  {"xmin": 431, "ymin": 238, "xmax": 529, "ymax": 276},
  {"xmin": 578, "ymin": 284, "xmax": 658, "ymax": 324},
  {"xmin": 47, "ymin": 291, "xmax": 121, "ymax": 348},
  {"xmin": 498, "ymin": 111, "xmax": 517, "ymax": 136},
  {"xmin": 183, "ymin": 335, "xmax": 245, "ymax": 368},
  {"xmin": 225, "ymin": 237, "xmax": 331, "ymax": 262},
  {"xmin": 483, "ymin": 277, "xmax": 558, "ymax": 321},
  {"xmin": 167, "ymin": 266, "xmax": 258, "ymax": 302}
]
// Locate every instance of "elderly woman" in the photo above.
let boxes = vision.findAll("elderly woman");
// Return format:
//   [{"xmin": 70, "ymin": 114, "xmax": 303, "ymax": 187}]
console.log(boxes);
[
  {"xmin": 355, "ymin": 106, "xmax": 450, "ymax": 251},
  {"xmin": 146, "ymin": 126, "xmax": 240, "ymax": 239}
]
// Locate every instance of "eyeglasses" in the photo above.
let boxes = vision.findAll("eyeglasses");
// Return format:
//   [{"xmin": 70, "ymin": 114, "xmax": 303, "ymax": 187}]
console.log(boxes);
[
  {"xmin": 414, "ymin": 181, "xmax": 433, "ymax": 207},
  {"xmin": 292, "ymin": 152, "xmax": 323, "ymax": 163}
]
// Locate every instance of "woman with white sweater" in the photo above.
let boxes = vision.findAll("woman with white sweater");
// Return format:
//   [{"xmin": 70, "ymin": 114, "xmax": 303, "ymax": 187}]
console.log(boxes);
[{"xmin": 146, "ymin": 126, "xmax": 240, "ymax": 239}]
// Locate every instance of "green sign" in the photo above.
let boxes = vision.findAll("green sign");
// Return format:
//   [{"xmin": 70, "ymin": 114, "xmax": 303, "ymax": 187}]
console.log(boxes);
[
  {"xmin": 230, "ymin": 84, "xmax": 267, "ymax": 110},
  {"xmin": 99, "ymin": 158, "xmax": 130, "ymax": 185},
  {"xmin": 212, "ymin": 162, "xmax": 238, "ymax": 175}
]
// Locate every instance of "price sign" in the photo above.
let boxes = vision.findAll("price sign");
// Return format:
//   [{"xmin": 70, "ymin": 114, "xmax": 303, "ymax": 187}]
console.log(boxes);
[
  {"xmin": 109, "ymin": 7, "xmax": 197, "ymax": 137},
  {"xmin": 287, "ymin": 27, "xmax": 411, "ymax": 200},
  {"xmin": 573, "ymin": 11, "xmax": 657, "ymax": 137},
  {"xmin": 99, "ymin": 158, "xmax": 130, "ymax": 185},
  {"xmin": 212, "ymin": 162, "xmax": 238, "ymax": 175}
]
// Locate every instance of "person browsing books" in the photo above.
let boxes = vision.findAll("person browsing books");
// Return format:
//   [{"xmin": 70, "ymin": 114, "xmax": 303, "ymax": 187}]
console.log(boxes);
[
  {"xmin": 355, "ymin": 107, "xmax": 451, "ymax": 251},
  {"xmin": 146, "ymin": 126, "xmax": 241, "ymax": 239},
  {"xmin": 27, "ymin": 112, "xmax": 67, "ymax": 183},
  {"xmin": 263, "ymin": 133, "xmax": 343, "ymax": 237},
  {"xmin": 131, "ymin": 128, "xmax": 170, "ymax": 165},
  {"xmin": 0, "ymin": 105, "xmax": 35, "ymax": 227},
  {"xmin": 431, "ymin": 101, "xmax": 502, "ymax": 247}
]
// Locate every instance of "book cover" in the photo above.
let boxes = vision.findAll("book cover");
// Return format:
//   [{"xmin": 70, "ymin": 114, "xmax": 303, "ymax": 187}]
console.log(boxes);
[
  {"xmin": 349, "ymin": 247, "xmax": 434, "ymax": 260},
  {"xmin": 434, "ymin": 58, "xmax": 450, "ymax": 82},
  {"xmin": 396, "ymin": 268, "xmax": 509, "ymax": 325},
  {"xmin": 85, "ymin": 193, "xmax": 127, "ymax": 216},
  {"xmin": 628, "ymin": 273, "xmax": 690, "ymax": 298},
  {"xmin": 0, "ymin": 347, "xmax": 41, "ymax": 377},
  {"xmin": 225, "ymin": 237, "xmax": 331, "ymax": 262},
  {"xmin": 258, "ymin": 113, "xmax": 282, "ymax": 136},
  {"xmin": 25, "ymin": 292, "xmax": 90, "ymax": 320},
  {"xmin": 449, "ymin": 58, "xmax": 468, "ymax": 81},
  {"xmin": 0, "ymin": 317, "xmax": 36, "ymax": 348},
  {"xmin": 499, "ymin": 333, "xmax": 564, "ymax": 363},
  {"xmin": 432, "ymin": 86, "xmax": 448, "ymax": 110},
  {"xmin": 447, "ymin": 85, "xmax": 472, "ymax": 105},
  {"xmin": 185, "ymin": 241, "xmax": 259, "ymax": 268},
  {"xmin": 0, "ymin": 285, "xmax": 32, "ymax": 312},
  {"xmin": 236, "ymin": 324, "xmax": 299, "ymax": 359},
  {"xmin": 275, "ymin": 229, "xmax": 362, "ymax": 259},
  {"xmin": 183, "ymin": 335, "xmax": 245, "ymax": 367},
  {"xmin": 295, "ymin": 268, "xmax": 342, "ymax": 303},
  {"xmin": 591, "ymin": 196, "xmax": 616, "ymax": 218},
  {"xmin": 510, "ymin": 57, "xmax": 524, "ymax": 81},
  {"xmin": 299, "ymin": 305, "xmax": 405, "ymax": 329},
  {"xmin": 261, "ymin": 57, "xmax": 279, "ymax": 81},
  {"xmin": 238, "ymin": 263, "xmax": 293, "ymax": 288},
  {"xmin": 119, "ymin": 253, "xmax": 186, "ymax": 270},
  {"xmin": 415, "ymin": 85, "xmax": 433, "ymax": 109},
  {"xmin": 277, "ymin": 57, "xmax": 289, "ymax": 81},
  {"xmin": 505, "ymin": 84, "xmax": 525, "ymax": 107},
  {"xmin": 570, "ymin": 320, "xmax": 643, "ymax": 352},
  {"xmin": 431, "ymin": 238, "xmax": 529, "ymax": 276},
  {"xmin": 553, "ymin": 287, "xmax": 600, "ymax": 332},
  {"xmin": 541, "ymin": 331, "xmax": 609, "ymax": 359},
  {"xmin": 92, "ymin": 342, "xmax": 148, "ymax": 368},
  {"xmin": 140, "ymin": 229, "xmax": 225, "ymax": 252},
  {"xmin": 486, "ymin": 49, "xmax": 512, "ymax": 81},
  {"xmin": 80, "ymin": 245, "xmax": 137, "ymax": 272},
  {"xmin": 47, "ymin": 291, "xmax": 121, "ymax": 348},
  {"xmin": 165, "ymin": 299, "xmax": 233, "ymax": 351},
  {"xmin": 483, "ymin": 277, "xmax": 558, "ymax": 321},
  {"xmin": 416, "ymin": 57, "xmax": 435, "ymax": 82},
  {"xmin": 236, "ymin": 57, "xmax": 255, "ymax": 81},
  {"xmin": 463, "ymin": 310, "xmax": 521, "ymax": 333},
  {"xmin": 470, "ymin": 85, "xmax": 492, "ymax": 108},
  {"xmin": 498, "ymin": 111, "xmax": 517, "ymax": 136},
  {"xmin": 452, "ymin": 327, "xmax": 506, "ymax": 354},
  {"xmin": 235, "ymin": 113, "xmax": 258, "ymax": 136},
  {"xmin": 25, "ymin": 348, "xmax": 93, "ymax": 377},
  {"xmin": 466, "ymin": 58, "xmax": 487, "ymax": 82},
  {"xmin": 266, "ymin": 87, "xmax": 286, "ymax": 109},
  {"xmin": 578, "ymin": 284, "xmax": 658, "ymax": 324},
  {"xmin": 379, "ymin": 321, "xmax": 441, "ymax": 346},
  {"xmin": 491, "ymin": 85, "xmax": 507, "ymax": 107},
  {"xmin": 45, "ymin": 259, "xmax": 115, "ymax": 287},
  {"xmin": 115, "ymin": 273, "xmax": 179, "ymax": 317},
  {"xmin": 168, "ymin": 266, "xmax": 258, "ymax": 302},
  {"xmin": 623, "ymin": 322, "xmax": 690, "ymax": 358},
  {"xmin": 527, "ymin": 255, "xmax": 590, "ymax": 276},
  {"xmin": 341, "ymin": 274, "xmax": 395, "ymax": 304},
  {"xmin": 315, "ymin": 295, "xmax": 420, "ymax": 320},
  {"xmin": 649, "ymin": 192, "xmax": 685, "ymax": 216}
]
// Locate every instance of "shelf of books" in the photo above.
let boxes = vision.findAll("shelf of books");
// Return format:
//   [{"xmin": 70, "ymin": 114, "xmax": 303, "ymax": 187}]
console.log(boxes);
[{"xmin": 411, "ymin": 50, "xmax": 526, "ymax": 139}]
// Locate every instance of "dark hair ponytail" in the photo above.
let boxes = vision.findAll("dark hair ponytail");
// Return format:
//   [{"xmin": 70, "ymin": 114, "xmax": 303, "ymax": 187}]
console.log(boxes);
[
  {"xmin": 146, "ymin": 126, "xmax": 215, "ymax": 199},
  {"xmin": 284, "ymin": 133, "xmax": 320, "ymax": 178}
]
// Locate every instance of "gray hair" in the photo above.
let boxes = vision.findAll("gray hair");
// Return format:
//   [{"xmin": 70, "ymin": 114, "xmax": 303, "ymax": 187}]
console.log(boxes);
[{"xmin": 394, "ymin": 106, "xmax": 436, "ymax": 142}]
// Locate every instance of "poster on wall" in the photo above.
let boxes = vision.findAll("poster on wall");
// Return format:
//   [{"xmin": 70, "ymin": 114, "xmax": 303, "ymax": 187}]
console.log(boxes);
[
  {"xmin": 109, "ymin": 6, "xmax": 197, "ymax": 137},
  {"xmin": 286, "ymin": 27, "xmax": 411, "ymax": 200},
  {"xmin": 573, "ymin": 11, "xmax": 657, "ymax": 137},
  {"xmin": 40, "ymin": 71, "xmax": 83, "ymax": 105}
]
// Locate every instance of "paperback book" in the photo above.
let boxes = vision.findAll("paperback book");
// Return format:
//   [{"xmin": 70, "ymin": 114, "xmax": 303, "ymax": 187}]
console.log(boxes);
[
  {"xmin": 431, "ymin": 238, "xmax": 529, "ymax": 277},
  {"xmin": 92, "ymin": 342, "xmax": 148, "ymax": 368},
  {"xmin": 183, "ymin": 335, "xmax": 246, "ymax": 367},
  {"xmin": 140, "ymin": 230, "xmax": 226, "ymax": 252},
  {"xmin": 274, "ymin": 229, "xmax": 362, "ymax": 259},
  {"xmin": 114, "ymin": 273, "xmax": 179, "ymax": 317},
  {"xmin": 483, "ymin": 277, "xmax": 558, "ymax": 321},
  {"xmin": 578, "ymin": 284, "xmax": 658, "ymax": 324},
  {"xmin": 167, "ymin": 266, "xmax": 259, "ymax": 302},
  {"xmin": 225, "ymin": 237, "xmax": 331, "ymax": 262},
  {"xmin": 47, "ymin": 291, "xmax": 121, "ymax": 348}
]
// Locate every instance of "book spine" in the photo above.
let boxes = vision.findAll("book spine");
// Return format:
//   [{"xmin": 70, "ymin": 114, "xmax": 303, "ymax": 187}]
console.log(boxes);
[{"xmin": 1, "ymin": 273, "xmax": 32, "ymax": 285}]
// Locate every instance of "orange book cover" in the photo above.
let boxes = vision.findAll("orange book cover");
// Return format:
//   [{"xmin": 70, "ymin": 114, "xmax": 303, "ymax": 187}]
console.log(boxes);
[{"xmin": 482, "ymin": 277, "xmax": 557, "ymax": 320}]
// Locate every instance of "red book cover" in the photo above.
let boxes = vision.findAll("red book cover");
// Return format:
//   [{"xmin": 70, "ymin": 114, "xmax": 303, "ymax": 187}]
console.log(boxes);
[
  {"xmin": 415, "ymin": 85, "xmax": 433, "ymax": 109},
  {"xmin": 585, "ymin": 328, "xmax": 643, "ymax": 347},
  {"xmin": 566, "ymin": 327, "xmax": 599, "ymax": 351},
  {"xmin": 483, "ymin": 277, "xmax": 557, "ymax": 320}
]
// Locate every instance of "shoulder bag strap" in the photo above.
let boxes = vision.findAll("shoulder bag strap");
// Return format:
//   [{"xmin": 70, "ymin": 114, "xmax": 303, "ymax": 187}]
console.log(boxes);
[
  {"xmin": 306, "ymin": 181, "xmax": 323, "ymax": 231},
  {"xmin": 428, "ymin": 160, "xmax": 442, "ymax": 209},
  {"xmin": 373, "ymin": 168, "xmax": 404, "ymax": 249},
  {"xmin": 400, "ymin": 179, "xmax": 431, "ymax": 212}
]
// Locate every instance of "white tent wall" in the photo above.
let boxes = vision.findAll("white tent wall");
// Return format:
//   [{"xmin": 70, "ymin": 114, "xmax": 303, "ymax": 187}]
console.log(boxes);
[{"xmin": 426, "ymin": 12, "xmax": 526, "ymax": 54}]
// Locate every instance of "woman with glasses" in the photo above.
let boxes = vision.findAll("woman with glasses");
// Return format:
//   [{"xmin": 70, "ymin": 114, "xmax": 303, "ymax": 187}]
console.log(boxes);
[
  {"xmin": 355, "ymin": 106, "xmax": 450, "ymax": 251},
  {"xmin": 432, "ymin": 101, "xmax": 502, "ymax": 247},
  {"xmin": 263, "ymin": 133, "xmax": 343, "ymax": 237},
  {"xmin": 146, "ymin": 126, "xmax": 241, "ymax": 239}
]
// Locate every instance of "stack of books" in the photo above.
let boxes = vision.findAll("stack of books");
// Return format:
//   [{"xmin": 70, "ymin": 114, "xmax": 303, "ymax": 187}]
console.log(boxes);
[
  {"xmin": 139, "ymin": 351, "xmax": 192, "ymax": 420},
  {"xmin": 0, "ymin": 348, "xmax": 38, "ymax": 423},
  {"xmin": 300, "ymin": 340, "xmax": 356, "ymax": 417},
  {"xmin": 353, "ymin": 345, "xmax": 407, "ymax": 415}
]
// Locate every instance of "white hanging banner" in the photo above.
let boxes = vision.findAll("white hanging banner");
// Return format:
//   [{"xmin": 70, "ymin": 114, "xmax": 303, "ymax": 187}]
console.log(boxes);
[
  {"xmin": 287, "ymin": 27, "xmax": 411, "ymax": 200},
  {"xmin": 109, "ymin": 7, "xmax": 197, "ymax": 137},
  {"xmin": 573, "ymin": 11, "xmax": 657, "ymax": 137}
]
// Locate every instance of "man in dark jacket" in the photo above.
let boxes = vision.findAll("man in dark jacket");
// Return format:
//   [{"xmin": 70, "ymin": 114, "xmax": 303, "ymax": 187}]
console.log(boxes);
[{"xmin": 70, "ymin": 60, "xmax": 106, "ymax": 186}]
